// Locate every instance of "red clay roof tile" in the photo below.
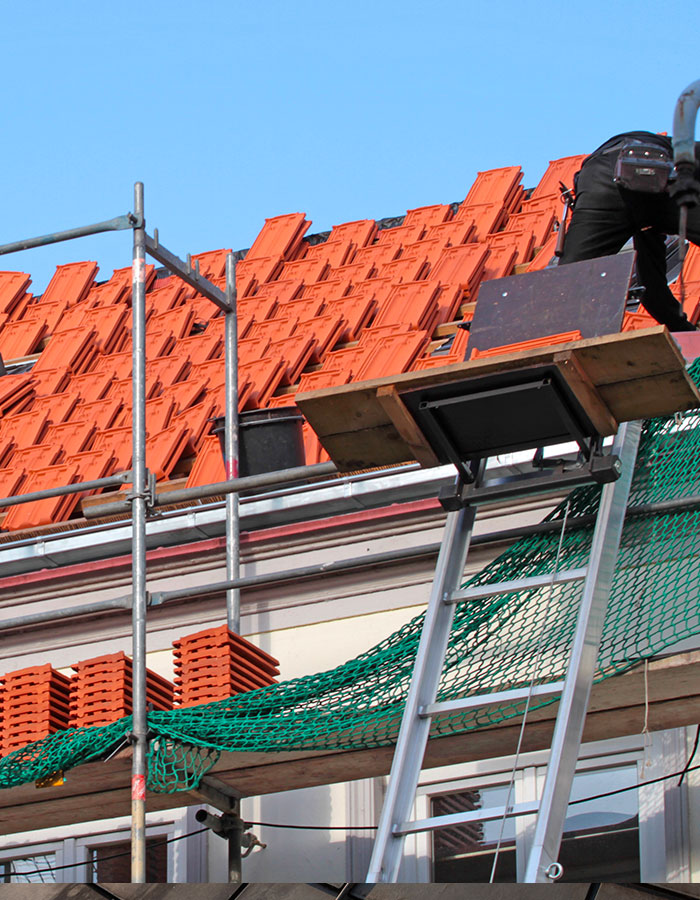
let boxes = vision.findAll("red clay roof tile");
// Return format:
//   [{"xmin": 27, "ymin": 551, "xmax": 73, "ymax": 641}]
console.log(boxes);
[{"xmin": 0, "ymin": 147, "xmax": 601, "ymax": 532}]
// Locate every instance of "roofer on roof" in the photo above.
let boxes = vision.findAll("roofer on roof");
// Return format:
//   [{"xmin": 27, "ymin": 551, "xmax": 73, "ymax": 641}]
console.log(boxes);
[{"xmin": 558, "ymin": 130, "xmax": 700, "ymax": 332}]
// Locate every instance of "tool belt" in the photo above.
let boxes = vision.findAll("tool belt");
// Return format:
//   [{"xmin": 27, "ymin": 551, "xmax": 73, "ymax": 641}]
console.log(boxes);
[{"xmin": 613, "ymin": 138, "xmax": 673, "ymax": 193}]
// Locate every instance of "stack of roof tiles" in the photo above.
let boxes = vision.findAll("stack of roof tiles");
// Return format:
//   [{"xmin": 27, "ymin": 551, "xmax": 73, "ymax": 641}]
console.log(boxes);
[
  {"xmin": 70, "ymin": 651, "xmax": 174, "ymax": 728},
  {"xmin": 0, "ymin": 152, "xmax": 690, "ymax": 533},
  {"xmin": 173, "ymin": 624, "xmax": 280, "ymax": 707},
  {"xmin": 0, "ymin": 626, "xmax": 282, "ymax": 753},
  {"xmin": 0, "ymin": 664, "xmax": 70, "ymax": 753}
]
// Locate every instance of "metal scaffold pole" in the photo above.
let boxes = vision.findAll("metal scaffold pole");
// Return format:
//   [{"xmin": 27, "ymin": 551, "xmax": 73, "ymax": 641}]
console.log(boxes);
[
  {"xmin": 224, "ymin": 252, "xmax": 242, "ymax": 880},
  {"xmin": 130, "ymin": 181, "xmax": 149, "ymax": 883},
  {"xmin": 224, "ymin": 252, "xmax": 241, "ymax": 634},
  {"xmin": 0, "ymin": 186, "xmax": 255, "ymax": 883}
]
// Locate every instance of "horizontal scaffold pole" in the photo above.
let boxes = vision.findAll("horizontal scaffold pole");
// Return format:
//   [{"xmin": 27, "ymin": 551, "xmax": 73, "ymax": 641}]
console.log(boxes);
[
  {"xmin": 0, "ymin": 214, "xmax": 141, "ymax": 256},
  {"xmin": 5, "ymin": 490, "xmax": 700, "ymax": 634},
  {"xmin": 0, "ymin": 472, "xmax": 132, "ymax": 508},
  {"xmin": 83, "ymin": 461, "xmax": 338, "ymax": 519}
]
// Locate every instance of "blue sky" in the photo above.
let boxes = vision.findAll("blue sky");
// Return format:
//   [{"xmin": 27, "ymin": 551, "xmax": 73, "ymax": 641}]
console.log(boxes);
[{"xmin": 1, "ymin": 0, "xmax": 698, "ymax": 292}]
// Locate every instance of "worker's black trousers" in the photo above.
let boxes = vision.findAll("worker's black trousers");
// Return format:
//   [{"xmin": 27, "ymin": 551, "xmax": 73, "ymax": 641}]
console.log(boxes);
[{"xmin": 559, "ymin": 151, "xmax": 700, "ymax": 331}]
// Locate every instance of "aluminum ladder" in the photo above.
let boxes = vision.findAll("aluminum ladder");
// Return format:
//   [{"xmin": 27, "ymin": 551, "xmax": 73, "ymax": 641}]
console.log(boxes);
[{"xmin": 366, "ymin": 421, "xmax": 641, "ymax": 883}]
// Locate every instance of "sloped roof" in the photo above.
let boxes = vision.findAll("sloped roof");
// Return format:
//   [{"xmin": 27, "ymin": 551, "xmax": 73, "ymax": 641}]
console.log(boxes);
[{"xmin": 0, "ymin": 151, "xmax": 695, "ymax": 536}]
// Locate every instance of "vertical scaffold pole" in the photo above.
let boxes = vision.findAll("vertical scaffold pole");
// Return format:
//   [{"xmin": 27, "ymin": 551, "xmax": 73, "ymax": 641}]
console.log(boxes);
[
  {"xmin": 224, "ymin": 252, "xmax": 241, "ymax": 634},
  {"xmin": 130, "ymin": 182, "xmax": 148, "ymax": 884}
]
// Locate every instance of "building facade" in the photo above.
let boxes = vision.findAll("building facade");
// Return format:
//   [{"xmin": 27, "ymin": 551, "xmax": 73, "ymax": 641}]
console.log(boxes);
[{"xmin": 0, "ymin": 461, "xmax": 698, "ymax": 884}]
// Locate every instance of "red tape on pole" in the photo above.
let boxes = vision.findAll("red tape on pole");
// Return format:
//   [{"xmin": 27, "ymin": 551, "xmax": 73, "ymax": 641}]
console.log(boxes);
[{"xmin": 131, "ymin": 773, "xmax": 146, "ymax": 801}]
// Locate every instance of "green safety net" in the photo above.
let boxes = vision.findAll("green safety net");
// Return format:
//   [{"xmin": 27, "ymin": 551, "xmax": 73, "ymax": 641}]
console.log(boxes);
[{"xmin": 2, "ymin": 359, "xmax": 700, "ymax": 793}]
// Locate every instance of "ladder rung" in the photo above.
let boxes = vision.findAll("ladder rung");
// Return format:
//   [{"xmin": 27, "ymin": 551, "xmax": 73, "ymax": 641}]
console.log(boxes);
[
  {"xmin": 448, "ymin": 566, "xmax": 588, "ymax": 605},
  {"xmin": 419, "ymin": 680, "xmax": 565, "ymax": 718},
  {"xmin": 395, "ymin": 800, "xmax": 540, "ymax": 836}
]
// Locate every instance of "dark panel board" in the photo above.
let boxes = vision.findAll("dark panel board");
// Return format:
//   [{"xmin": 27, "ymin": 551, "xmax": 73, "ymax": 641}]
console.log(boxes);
[{"xmin": 467, "ymin": 253, "xmax": 634, "ymax": 355}]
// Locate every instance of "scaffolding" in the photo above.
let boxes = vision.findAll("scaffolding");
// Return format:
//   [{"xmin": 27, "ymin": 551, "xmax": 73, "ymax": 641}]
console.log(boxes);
[
  {"xmin": 0, "ymin": 183, "xmax": 249, "ymax": 882},
  {"xmin": 1, "ymin": 76, "xmax": 699, "ymax": 880}
]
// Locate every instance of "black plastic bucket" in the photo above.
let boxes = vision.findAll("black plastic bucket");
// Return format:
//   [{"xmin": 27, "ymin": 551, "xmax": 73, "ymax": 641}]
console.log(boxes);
[{"xmin": 211, "ymin": 406, "xmax": 305, "ymax": 478}]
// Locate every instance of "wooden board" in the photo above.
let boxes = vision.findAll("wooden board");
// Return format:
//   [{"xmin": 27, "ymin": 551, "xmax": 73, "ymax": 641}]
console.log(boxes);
[
  {"xmin": 468, "ymin": 252, "xmax": 634, "ymax": 353},
  {"xmin": 0, "ymin": 650, "xmax": 697, "ymax": 834},
  {"xmin": 297, "ymin": 327, "xmax": 700, "ymax": 472}
]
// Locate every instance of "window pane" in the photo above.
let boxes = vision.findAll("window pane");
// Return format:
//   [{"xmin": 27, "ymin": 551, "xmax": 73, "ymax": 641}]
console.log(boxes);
[
  {"xmin": 90, "ymin": 838, "xmax": 167, "ymax": 883},
  {"xmin": 432, "ymin": 785, "xmax": 517, "ymax": 882},
  {"xmin": 3, "ymin": 854, "xmax": 56, "ymax": 883},
  {"xmin": 559, "ymin": 766, "xmax": 640, "ymax": 882},
  {"xmin": 431, "ymin": 765, "xmax": 641, "ymax": 883}
]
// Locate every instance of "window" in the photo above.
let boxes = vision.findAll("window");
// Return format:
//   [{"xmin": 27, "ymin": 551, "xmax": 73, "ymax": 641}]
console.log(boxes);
[
  {"xmin": 0, "ymin": 808, "xmax": 191, "ymax": 883},
  {"xmin": 0, "ymin": 854, "xmax": 57, "ymax": 883},
  {"xmin": 88, "ymin": 838, "xmax": 168, "ymax": 883},
  {"xmin": 432, "ymin": 784, "xmax": 516, "ymax": 882},
  {"xmin": 431, "ymin": 764, "xmax": 641, "ymax": 883},
  {"xmin": 557, "ymin": 766, "xmax": 640, "ymax": 881}
]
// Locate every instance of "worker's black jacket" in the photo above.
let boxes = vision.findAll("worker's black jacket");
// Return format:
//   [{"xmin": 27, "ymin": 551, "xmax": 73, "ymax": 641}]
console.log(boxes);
[{"xmin": 560, "ymin": 130, "xmax": 700, "ymax": 331}]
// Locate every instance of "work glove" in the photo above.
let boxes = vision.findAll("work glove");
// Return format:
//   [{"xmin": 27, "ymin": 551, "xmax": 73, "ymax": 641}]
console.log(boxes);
[{"xmin": 669, "ymin": 163, "xmax": 700, "ymax": 208}]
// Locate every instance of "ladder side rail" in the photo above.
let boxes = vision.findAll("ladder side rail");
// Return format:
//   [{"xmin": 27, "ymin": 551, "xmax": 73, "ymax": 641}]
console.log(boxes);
[
  {"xmin": 366, "ymin": 503, "xmax": 480, "ymax": 883},
  {"xmin": 523, "ymin": 420, "xmax": 642, "ymax": 883}
]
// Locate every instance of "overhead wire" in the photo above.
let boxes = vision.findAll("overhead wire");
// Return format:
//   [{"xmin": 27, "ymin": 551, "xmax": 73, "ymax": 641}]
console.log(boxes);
[
  {"xmin": 5, "ymin": 827, "xmax": 209, "ymax": 879},
  {"xmin": 243, "ymin": 758, "xmax": 700, "ymax": 830},
  {"xmin": 5, "ymin": 759, "xmax": 700, "ymax": 880},
  {"xmin": 677, "ymin": 724, "xmax": 700, "ymax": 786}
]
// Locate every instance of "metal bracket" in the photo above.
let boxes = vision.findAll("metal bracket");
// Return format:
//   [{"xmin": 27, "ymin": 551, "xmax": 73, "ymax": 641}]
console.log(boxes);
[
  {"xmin": 147, "ymin": 470, "xmax": 156, "ymax": 509},
  {"xmin": 126, "ymin": 471, "xmax": 156, "ymax": 509},
  {"xmin": 589, "ymin": 452, "xmax": 622, "ymax": 483},
  {"xmin": 241, "ymin": 832, "xmax": 267, "ymax": 858},
  {"xmin": 195, "ymin": 808, "xmax": 267, "ymax": 855},
  {"xmin": 194, "ymin": 775, "xmax": 243, "ymax": 810},
  {"xmin": 546, "ymin": 862, "xmax": 564, "ymax": 880},
  {"xmin": 124, "ymin": 728, "xmax": 157, "ymax": 745},
  {"xmin": 438, "ymin": 452, "xmax": 621, "ymax": 512}
]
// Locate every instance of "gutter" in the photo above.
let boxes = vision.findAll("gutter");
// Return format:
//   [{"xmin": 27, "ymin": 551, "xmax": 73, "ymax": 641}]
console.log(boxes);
[
  {"xmin": 0, "ymin": 463, "xmax": 458, "ymax": 578},
  {"xmin": 4, "ymin": 490, "xmax": 700, "ymax": 634}
]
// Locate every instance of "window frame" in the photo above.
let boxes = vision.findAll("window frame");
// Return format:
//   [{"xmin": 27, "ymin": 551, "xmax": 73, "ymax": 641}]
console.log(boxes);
[
  {"xmin": 74, "ymin": 823, "xmax": 174, "ymax": 883},
  {"xmin": 0, "ymin": 807, "xmax": 196, "ymax": 883},
  {"xmin": 0, "ymin": 839, "xmax": 64, "ymax": 883},
  {"xmin": 408, "ymin": 729, "xmax": 689, "ymax": 883}
]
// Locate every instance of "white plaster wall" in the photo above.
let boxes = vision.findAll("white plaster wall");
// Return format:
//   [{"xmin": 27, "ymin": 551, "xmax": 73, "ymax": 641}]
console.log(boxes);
[
  {"xmin": 253, "ymin": 605, "xmax": 422, "ymax": 681},
  {"xmin": 0, "ymin": 486, "xmax": 697, "ymax": 883}
]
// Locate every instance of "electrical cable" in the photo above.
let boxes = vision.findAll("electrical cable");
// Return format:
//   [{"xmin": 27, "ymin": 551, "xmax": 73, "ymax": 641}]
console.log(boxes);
[
  {"xmin": 6, "ymin": 760, "xmax": 700, "ymax": 880},
  {"xmin": 246, "ymin": 760, "xmax": 699, "ymax": 831},
  {"xmin": 244, "ymin": 822, "xmax": 377, "ymax": 831},
  {"xmin": 677, "ymin": 723, "xmax": 700, "ymax": 786},
  {"xmin": 242, "ymin": 760, "xmax": 700, "ymax": 832},
  {"xmin": 5, "ymin": 827, "xmax": 209, "ymax": 878},
  {"xmin": 567, "ymin": 761, "xmax": 700, "ymax": 807}
]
